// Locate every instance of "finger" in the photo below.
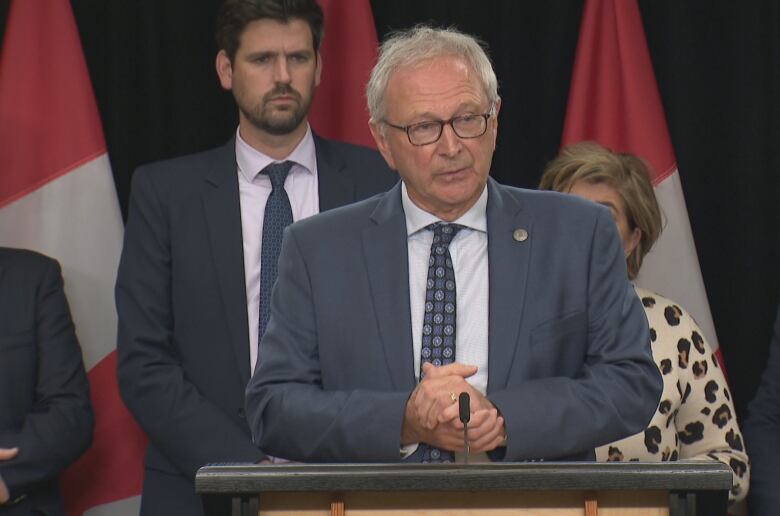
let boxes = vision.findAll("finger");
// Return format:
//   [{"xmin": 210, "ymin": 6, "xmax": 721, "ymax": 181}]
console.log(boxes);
[
  {"xmin": 420, "ymin": 388, "xmax": 448, "ymax": 429},
  {"xmin": 440, "ymin": 402, "xmax": 497, "ymax": 429},
  {"xmin": 437, "ymin": 399, "xmax": 462, "ymax": 424},
  {"xmin": 408, "ymin": 384, "xmax": 437, "ymax": 432},
  {"xmin": 414, "ymin": 382, "xmax": 441, "ymax": 422},
  {"xmin": 456, "ymin": 409, "xmax": 497, "ymax": 438},
  {"xmin": 423, "ymin": 395, "xmax": 440, "ymax": 429},
  {"xmin": 426, "ymin": 389, "xmax": 461, "ymax": 428},
  {"xmin": 416, "ymin": 385, "xmax": 459, "ymax": 427},
  {"xmin": 422, "ymin": 361, "xmax": 478, "ymax": 379},
  {"xmin": 470, "ymin": 434, "xmax": 506, "ymax": 454},
  {"xmin": 0, "ymin": 448, "xmax": 19, "ymax": 460},
  {"xmin": 453, "ymin": 407, "xmax": 494, "ymax": 429},
  {"xmin": 427, "ymin": 426, "xmax": 468, "ymax": 451},
  {"xmin": 437, "ymin": 409, "xmax": 496, "ymax": 448},
  {"xmin": 470, "ymin": 416, "xmax": 506, "ymax": 453}
]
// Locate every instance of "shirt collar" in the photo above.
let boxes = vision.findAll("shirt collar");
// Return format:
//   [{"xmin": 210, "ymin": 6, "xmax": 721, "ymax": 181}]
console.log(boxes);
[
  {"xmin": 235, "ymin": 124, "xmax": 317, "ymax": 182},
  {"xmin": 401, "ymin": 182, "xmax": 488, "ymax": 236}
]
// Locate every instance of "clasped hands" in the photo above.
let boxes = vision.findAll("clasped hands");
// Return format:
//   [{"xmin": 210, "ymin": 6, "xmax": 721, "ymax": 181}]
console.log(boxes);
[{"xmin": 401, "ymin": 363, "xmax": 506, "ymax": 453}]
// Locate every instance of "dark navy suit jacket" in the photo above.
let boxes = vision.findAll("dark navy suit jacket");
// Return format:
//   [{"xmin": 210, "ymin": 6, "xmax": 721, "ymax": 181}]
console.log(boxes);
[
  {"xmin": 0, "ymin": 248, "xmax": 92, "ymax": 516},
  {"xmin": 116, "ymin": 135, "xmax": 396, "ymax": 516},
  {"xmin": 246, "ymin": 179, "xmax": 662, "ymax": 463},
  {"xmin": 745, "ymin": 303, "xmax": 780, "ymax": 515}
]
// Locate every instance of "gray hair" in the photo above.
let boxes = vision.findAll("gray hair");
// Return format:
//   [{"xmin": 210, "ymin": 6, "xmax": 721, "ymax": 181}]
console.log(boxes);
[{"xmin": 366, "ymin": 25, "xmax": 500, "ymax": 122}]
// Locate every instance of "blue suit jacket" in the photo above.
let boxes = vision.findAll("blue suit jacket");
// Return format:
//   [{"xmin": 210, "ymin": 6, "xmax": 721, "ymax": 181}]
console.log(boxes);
[
  {"xmin": 246, "ymin": 179, "xmax": 662, "ymax": 462},
  {"xmin": 744, "ymin": 304, "xmax": 780, "ymax": 515},
  {"xmin": 116, "ymin": 135, "xmax": 397, "ymax": 515},
  {"xmin": 0, "ymin": 248, "xmax": 92, "ymax": 515}
]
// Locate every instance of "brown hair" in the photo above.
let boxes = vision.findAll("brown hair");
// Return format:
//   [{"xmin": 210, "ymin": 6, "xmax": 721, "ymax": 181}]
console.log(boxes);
[
  {"xmin": 539, "ymin": 141, "xmax": 663, "ymax": 279},
  {"xmin": 216, "ymin": 0, "xmax": 324, "ymax": 62}
]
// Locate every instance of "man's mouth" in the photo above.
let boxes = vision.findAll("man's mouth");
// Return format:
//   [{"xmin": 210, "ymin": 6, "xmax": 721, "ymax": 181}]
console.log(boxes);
[
  {"xmin": 438, "ymin": 167, "xmax": 469, "ymax": 177},
  {"xmin": 268, "ymin": 95, "xmax": 296, "ymax": 102}
]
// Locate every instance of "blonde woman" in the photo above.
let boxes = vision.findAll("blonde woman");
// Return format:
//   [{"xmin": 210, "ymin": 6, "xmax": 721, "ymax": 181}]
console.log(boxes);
[{"xmin": 539, "ymin": 142, "xmax": 749, "ymax": 503}]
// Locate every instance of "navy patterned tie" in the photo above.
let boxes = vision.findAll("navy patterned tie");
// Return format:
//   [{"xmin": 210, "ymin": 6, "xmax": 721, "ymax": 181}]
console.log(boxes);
[
  {"xmin": 258, "ymin": 161, "xmax": 294, "ymax": 341},
  {"xmin": 419, "ymin": 222, "xmax": 464, "ymax": 463}
]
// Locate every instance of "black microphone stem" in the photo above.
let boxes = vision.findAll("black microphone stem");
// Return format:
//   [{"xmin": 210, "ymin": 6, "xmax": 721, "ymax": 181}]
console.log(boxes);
[
  {"xmin": 458, "ymin": 392, "xmax": 470, "ymax": 464},
  {"xmin": 463, "ymin": 421, "xmax": 469, "ymax": 464}
]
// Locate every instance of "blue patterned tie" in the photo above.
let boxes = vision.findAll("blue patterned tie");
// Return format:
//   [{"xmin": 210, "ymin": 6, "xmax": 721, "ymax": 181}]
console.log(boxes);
[
  {"xmin": 419, "ymin": 222, "xmax": 464, "ymax": 463},
  {"xmin": 259, "ymin": 161, "xmax": 294, "ymax": 341}
]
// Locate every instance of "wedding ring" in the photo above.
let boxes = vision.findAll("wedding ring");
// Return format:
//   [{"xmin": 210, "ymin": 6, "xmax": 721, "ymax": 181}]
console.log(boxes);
[{"xmin": 450, "ymin": 392, "xmax": 458, "ymax": 404}]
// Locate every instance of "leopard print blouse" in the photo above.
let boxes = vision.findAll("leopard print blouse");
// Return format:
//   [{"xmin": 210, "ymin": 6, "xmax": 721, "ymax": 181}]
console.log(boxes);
[{"xmin": 595, "ymin": 287, "xmax": 749, "ymax": 503}]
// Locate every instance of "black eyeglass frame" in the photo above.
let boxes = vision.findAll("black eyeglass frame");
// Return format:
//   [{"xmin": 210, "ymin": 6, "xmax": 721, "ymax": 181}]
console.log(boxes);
[{"xmin": 382, "ymin": 110, "xmax": 495, "ymax": 146}]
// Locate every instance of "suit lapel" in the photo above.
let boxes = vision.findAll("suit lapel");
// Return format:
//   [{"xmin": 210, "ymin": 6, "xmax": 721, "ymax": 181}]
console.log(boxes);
[
  {"xmin": 202, "ymin": 139, "xmax": 252, "ymax": 386},
  {"xmin": 361, "ymin": 183, "xmax": 416, "ymax": 391},
  {"xmin": 486, "ymin": 179, "xmax": 533, "ymax": 393},
  {"xmin": 314, "ymin": 133, "xmax": 356, "ymax": 211}
]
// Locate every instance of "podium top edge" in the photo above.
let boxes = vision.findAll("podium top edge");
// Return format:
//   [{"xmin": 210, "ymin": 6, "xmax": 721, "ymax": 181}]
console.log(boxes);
[{"xmin": 195, "ymin": 461, "xmax": 733, "ymax": 494}]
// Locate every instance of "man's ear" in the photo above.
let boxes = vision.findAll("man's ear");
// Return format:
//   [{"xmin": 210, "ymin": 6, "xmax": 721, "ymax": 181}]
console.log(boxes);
[
  {"xmin": 314, "ymin": 51, "xmax": 322, "ymax": 87},
  {"xmin": 490, "ymin": 97, "xmax": 501, "ymax": 150},
  {"xmin": 369, "ymin": 121, "xmax": 397, "ymax": 171},
  {"xmin": 215, "ymin": 50, "xmax": 233, "ymax": 90}
]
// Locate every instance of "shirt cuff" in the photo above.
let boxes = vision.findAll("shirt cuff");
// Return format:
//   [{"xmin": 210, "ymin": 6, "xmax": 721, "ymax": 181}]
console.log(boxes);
[{"xmin": 401, "ymin": 443, "xmax": 419, "ymax": 459}]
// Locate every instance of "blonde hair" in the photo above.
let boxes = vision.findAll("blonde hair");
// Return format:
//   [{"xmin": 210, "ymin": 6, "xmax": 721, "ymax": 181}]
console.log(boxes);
[{"xmin": 539, "ymin": 142, "xmax": 662, "ymax": 279}]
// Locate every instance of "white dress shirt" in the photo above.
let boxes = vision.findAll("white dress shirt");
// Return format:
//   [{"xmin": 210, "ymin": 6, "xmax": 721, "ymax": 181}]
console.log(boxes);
[
  {"xmin": 403, "ymin": 182, "xmax": 490, "ymax": 394},
  {"xmin": 401, "ymin": 182, "xmax": 490, "ymax": 461},
  {"xmin": 235, "ymin": 125, "xmax": 319, "ymax": 373}
]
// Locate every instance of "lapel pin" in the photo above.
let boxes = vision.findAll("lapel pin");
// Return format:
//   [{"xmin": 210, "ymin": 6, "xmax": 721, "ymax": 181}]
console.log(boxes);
[{"xmin": 513, "ymin": 228, "xmax": 528, "ymax": 242}]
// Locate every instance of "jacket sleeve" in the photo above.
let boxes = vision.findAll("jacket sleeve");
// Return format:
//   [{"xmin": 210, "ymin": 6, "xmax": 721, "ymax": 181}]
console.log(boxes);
[
  {"xmin": 245, "ymin": 227, "xmax": 409, "ymax": 462},
  {"xmin": 0, "ymin": 257, "xmax": 93, "ymax": 497},
  {"xmin": 116, "ymin": 167, "xmax": 262, "ymax": 479}
]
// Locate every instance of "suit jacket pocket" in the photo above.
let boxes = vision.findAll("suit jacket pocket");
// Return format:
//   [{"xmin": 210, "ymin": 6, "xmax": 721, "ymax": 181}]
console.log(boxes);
[{"xmin": 529, "ymin": 311, "xmax": 587, "ymax": 378}]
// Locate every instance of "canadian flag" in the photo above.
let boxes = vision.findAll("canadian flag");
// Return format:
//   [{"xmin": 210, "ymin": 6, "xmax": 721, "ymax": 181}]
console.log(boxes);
[
  {"xmin": 308, "ymin": 0, "xmax": 379, "ymax": 148},
  {"xmin": 0, "ymin": 1, "xmax": 145, "ymax": 515},
  {"xmin": 562, "ymin": 0, "xmax": 723, "ymax": 363}
]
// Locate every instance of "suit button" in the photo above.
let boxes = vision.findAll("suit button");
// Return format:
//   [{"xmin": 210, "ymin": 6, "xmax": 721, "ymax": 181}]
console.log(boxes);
[{"xmin": 237, "ymin": 408, "xmax": 246, "ymax": 419}]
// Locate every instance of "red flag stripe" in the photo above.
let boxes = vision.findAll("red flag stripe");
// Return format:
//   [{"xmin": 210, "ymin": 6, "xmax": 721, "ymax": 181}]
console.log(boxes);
[
  {"xmin": 0, "ymin": 0, "xmax": 106, "ymax": 206},
  {"xmin": 60, "ymin": 351, "xmax": 147, "ymax": 514},
  {"xmin": 562, "ymin": 0, "xmax": 676, "ymax": 184},
  {"xmin": 308, "ymin": 0, "xmax": 379, "ymax": 148}
]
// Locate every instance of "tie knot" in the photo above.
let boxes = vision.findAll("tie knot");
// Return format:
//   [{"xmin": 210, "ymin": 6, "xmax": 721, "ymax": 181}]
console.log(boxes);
[
  {"xmin": 426, "ymin": 222, "xmax": 464, "ymax": 246},
  {"xmin": 262, "ymin": 161, "xmax": 293, "ymax": 189}
]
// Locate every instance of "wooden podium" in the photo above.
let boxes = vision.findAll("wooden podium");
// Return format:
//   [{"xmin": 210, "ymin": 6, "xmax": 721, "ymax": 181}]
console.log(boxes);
[{"xmin": 195, "ymin": 461, "xmax": 731, "ymax": 516}]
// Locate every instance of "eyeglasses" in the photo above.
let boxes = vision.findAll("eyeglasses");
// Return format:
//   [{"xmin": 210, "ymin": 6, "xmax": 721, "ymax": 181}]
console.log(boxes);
[{"xmin": 383, "ymin": 111, "xmax": 493, "ymax": 146}]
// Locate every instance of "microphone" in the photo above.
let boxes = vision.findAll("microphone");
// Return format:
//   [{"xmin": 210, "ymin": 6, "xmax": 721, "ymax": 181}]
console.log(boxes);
[{"xmin": 458, "ymin": 392, "xmax": 470, "ymax": 463}]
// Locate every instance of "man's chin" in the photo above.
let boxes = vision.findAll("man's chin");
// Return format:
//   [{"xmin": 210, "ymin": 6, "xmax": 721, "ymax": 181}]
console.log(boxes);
[{"xmin": 255, "ymin": 115, "xmax": 304, "ymax": 136}]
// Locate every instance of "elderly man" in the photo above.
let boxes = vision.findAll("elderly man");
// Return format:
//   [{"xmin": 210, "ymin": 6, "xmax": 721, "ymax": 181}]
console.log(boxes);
[{"xmin": 245, "ymin": 25, "xmax": 662, "ymax": 462}]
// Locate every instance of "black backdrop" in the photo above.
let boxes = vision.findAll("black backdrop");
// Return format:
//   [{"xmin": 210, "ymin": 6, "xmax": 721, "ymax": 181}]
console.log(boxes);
[{"xmin": 1, "ymin": 1, "xmax": 778, "ymax": 421}]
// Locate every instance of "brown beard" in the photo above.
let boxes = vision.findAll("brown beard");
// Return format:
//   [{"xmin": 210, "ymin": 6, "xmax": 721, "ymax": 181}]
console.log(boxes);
[{"xmin": 243, "ymin": 83, "xmax": 314, "ymax": 136}]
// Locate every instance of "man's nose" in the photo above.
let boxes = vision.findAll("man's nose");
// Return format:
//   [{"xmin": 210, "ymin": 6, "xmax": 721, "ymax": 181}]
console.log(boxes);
[
  {"xmin": 273, "ymin": 57, "xmax": 291, "ymax": 83},
  {"xmin": 437, "ymin": 122, "xmax": 462, "ymax": 156}
]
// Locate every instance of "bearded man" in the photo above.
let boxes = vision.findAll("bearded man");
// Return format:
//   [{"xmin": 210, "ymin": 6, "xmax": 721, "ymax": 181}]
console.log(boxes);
[{"xmin": 115, "ymin": 1, "xmax": 396, "ymax": 514}]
